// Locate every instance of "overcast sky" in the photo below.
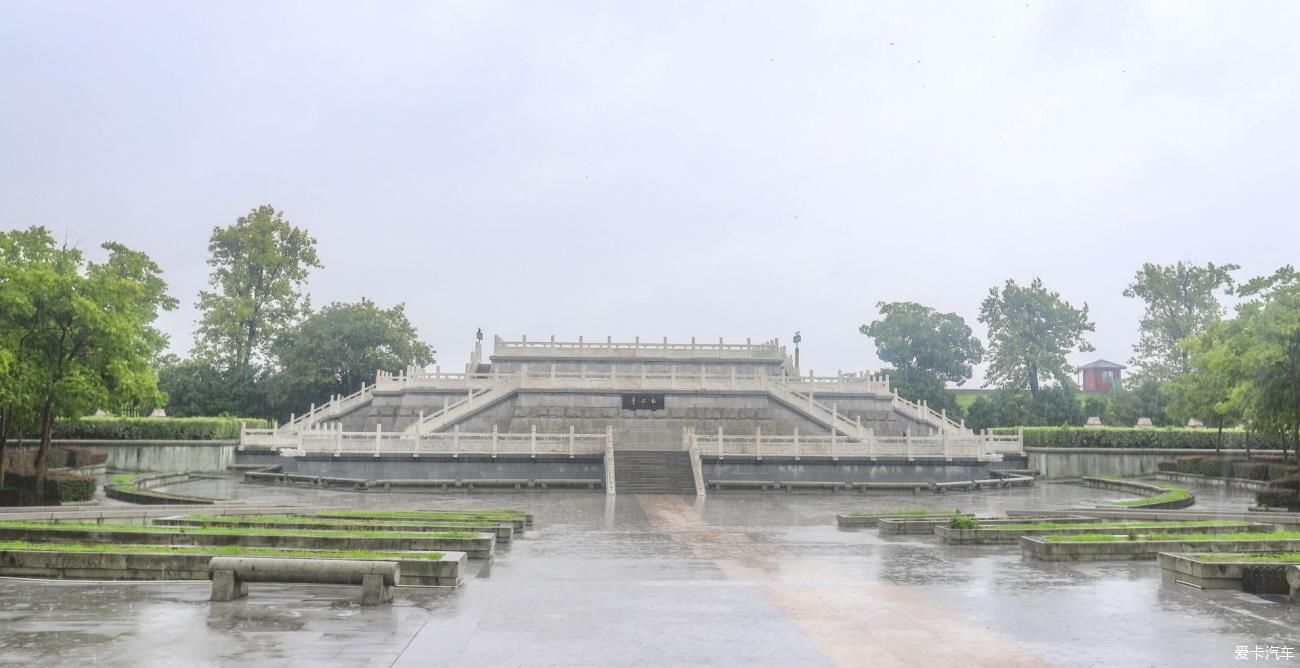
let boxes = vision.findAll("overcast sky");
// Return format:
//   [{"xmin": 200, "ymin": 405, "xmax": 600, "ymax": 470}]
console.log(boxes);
[{"xmin": 3, "ymin": 1, "xmax": 1297, "ymax": 386}]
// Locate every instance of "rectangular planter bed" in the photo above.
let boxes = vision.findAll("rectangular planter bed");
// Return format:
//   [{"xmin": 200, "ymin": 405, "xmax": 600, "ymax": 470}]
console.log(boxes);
[
  {"xmin": 1021, "ymin": 536, "xmax": 1300, "ymax": 562},
  {"xmin": 0, "ymin": 526, "xmax": 496, "ymax": 560},
  {"xmin": 835, "ymin": 511, "xmax": 963, "ymax": 528},
  {"xmin": 312, "ymin": 513, "xmax": 530, "ymax": 532},
  {"xmin": 938, "ymin": 521, "xmax": 1269, "ymax": 545},
  {"xmin": 154, "ymin": 517, "xmax": 515, "ymax": 542},
  {"xmin": 0, "ymin": 547, "xmax": 466, "ymax": 586}
]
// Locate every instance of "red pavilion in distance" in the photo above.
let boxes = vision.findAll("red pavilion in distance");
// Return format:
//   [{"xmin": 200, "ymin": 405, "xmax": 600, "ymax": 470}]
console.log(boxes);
[{"xmin": 1079, "ymin": 359, "xmax": 1125, "ymax": 392}]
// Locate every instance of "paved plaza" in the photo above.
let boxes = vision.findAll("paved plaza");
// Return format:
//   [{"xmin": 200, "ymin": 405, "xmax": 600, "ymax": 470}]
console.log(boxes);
[{"xmin": 0, "ymin": 479, "xmax": 1296, "ymax": 667}]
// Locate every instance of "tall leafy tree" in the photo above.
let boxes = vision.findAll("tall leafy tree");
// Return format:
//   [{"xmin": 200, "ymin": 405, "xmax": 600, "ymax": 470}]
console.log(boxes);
[
  {"xmin": 1123, "ymin": 261, "xmax": 1239, "ymax": 382},
  {"xmin": 1163, "ymin": 319, "xmax": 1247, "ymax": 450},
  {"xmin": 979, "ymin": 277, "xmax": 1095, "ymax": 399},
  {"xmin": 860, "ymin": 301, "xmax": 982, "ymax": 414},
  {"xmin": 1234, "ymin": 266, "xmax": 1300, "ymax": 469},
  {"xmin": 269, "ymin": 300, "xmax": 435, "ymax": 419},
  {"xmin": 195, "ymin": 205, "xmax": 321, "ymax": 373},
  {"xmin": 0, "ymin": 227, "xmax": 176, "ymax": 498}
]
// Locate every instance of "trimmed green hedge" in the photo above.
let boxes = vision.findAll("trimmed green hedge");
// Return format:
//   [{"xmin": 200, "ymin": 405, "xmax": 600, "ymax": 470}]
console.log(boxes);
[
  {"xmin": 2, "ymin": 447, "xmax": 107, "ymax": 470},
  {"xmin": 1002, "ymin": 427, "xmax": 1292, "ymax": 450},
  {"xmin": 2, "ymin": 469, "xmax": 96, "ymax": 503},
  {"xmin": 1257, "ymin": 477, "xmax": 1300, "ymax": 510},
  {"xmin": 50, "ymin": 417, "xmax": 273, "ymax": 441}
]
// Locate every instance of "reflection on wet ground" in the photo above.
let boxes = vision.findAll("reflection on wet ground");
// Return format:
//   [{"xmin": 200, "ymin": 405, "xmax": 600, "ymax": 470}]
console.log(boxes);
[{"xmin": 2, "ymin": 478, "xmax": 1295, "ymax": 667}]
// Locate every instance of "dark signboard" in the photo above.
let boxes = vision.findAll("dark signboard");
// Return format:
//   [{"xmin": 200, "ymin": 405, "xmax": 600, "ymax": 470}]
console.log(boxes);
[{"xmin": 622, "ymin": 394, "xmax": 666, "ymax": 411}]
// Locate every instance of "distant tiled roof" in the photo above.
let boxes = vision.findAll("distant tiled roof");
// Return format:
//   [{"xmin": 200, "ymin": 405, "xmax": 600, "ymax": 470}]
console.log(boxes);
[{"xmin": 1080, "ymin": 359, "xmax": 1126, "ymax": 370}]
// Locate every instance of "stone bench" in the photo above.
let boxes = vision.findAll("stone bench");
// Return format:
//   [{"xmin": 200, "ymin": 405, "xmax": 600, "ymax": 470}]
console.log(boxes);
[
  {"xmin": 208, "ymin": 556, "xmax": 400, "ymax": 606},
  {"xmin": 1289, "ymin": 565, "xmax": 1300, "ymax": 604}
]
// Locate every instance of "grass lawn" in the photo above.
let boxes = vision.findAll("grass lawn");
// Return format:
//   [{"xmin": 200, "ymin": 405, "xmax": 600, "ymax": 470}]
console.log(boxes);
[
  {"xmin": 0, "ymin": 521, "xmax": 477, "ymax": 540},
  {"xmin": 1048, "ymin": 531, "xmax": 1300, "ymax": 543},
  {"xmin": 1195, "ymin": 552, "xmax": 1300, "ymax": 563},
  {"xmin": 0, "ymin": 540, "xmax": 445, "ymax": 560},
  {"xmin": 982, "ymin": 520, "xmax": 1243, "ymax": 531}
]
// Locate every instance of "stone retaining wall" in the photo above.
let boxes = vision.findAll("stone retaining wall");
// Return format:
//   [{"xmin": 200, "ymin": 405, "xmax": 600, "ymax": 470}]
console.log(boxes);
[{"xmin": 1021, "ymin": 536, "xmax": 1300, "ymax": 561}]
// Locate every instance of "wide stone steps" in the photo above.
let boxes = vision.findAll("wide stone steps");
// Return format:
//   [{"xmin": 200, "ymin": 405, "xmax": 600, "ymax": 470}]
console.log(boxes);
[{"xmin": 614, "ymin": 451, "xmax": 696, "ymax": 494}]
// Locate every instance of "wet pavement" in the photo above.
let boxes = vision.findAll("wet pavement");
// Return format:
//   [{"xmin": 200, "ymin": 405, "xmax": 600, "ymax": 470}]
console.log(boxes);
[{"xmin": 2, "ymin": 479, "xmax": 1296, "ymax": 667}]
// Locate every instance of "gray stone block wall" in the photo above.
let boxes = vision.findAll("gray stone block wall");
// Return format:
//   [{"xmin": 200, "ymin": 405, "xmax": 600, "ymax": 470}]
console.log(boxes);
[{"xmin": 321, "ymin": 388, "xmax": 934, "ymax": 446}]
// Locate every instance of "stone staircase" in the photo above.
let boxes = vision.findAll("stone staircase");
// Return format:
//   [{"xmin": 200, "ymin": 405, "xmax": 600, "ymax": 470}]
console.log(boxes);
[{"xmin": 614, "ymin": 451, "xmax": 696, "ymax": 495}]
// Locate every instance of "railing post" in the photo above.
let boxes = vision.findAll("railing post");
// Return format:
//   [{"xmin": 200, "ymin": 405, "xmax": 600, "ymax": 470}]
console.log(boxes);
[
  {"xmin": 491, "ymin": 424, "xmax": 498, "ymax": 458},
  {"xmin": 670, "ymin": 365, "xmax": 677, "ymax": 389},
  {"xmin": 374, "ymin": 424, "xmax": 382, "ymax": 457},
  {"xmin": 604, "ymin": 425, "xmax": 613, "ymax": 460},
  {"xmin": 335, "ymin": 426, "xmax": 343, "ymax": 456},
  {"xmin": 856, "ymin": 415, "xmax": 863, "ymax": 438},
  {"xmin": 417, "ymin": 411, "xmax": 424, "ymax": 436},
  {"xmin": 905, "ymin": 429, "xmax": 912, "ymax": 460},
  {"xmin": 530, "ymin": 425, "xmax": 537, "ymax": 458},
  {"xmin": 571, "ymin": 425, "xmax": 577, "ymax": 458},
  {"xmin": 831, "ymin": 425, "xmax": 837, "ymax": 457},
  {"xmin": 755, "ymin": 427, "xmax": 762, "ymax": 458},
  {"xmin": 730, "ymin": 367, "xmax": 737, "ymax": 389},
  {"xmin": 793, "ymin": 427, "xmax": 800, "ymax": 459},
  {"xmin": 239, "ymin": 421, "xmax": 246, "ymax": 446},
  {"xmin": 717, "ymin": 426, "xmax": 723, "ymax": 457},
  {"xmin": 942, "ymin": 428, "xmax": 950, "ymax": 459},
  {"xmin": 453, "ymin": 425, "xmax": 460, "ymax": 458},
  {"xmin": 831, "ymin": 402, "xmax": 839, "ymax": 434},
  {"xmin": 551, "ymin": 363, "xmax": 557, "ymax": 382}
]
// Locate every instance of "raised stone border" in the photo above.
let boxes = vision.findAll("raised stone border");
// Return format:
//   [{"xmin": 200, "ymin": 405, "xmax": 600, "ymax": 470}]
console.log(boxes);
[
  {"xmin": 0, "ymin": 546, "xmax": 465, "ymax": 586},
  {"xmin": 1077, "ymin": 477, "xmax": 1195, "ymax": 509},
  {"xmin": 937, "ymin": 521, "xmax": 1268, "ymax": 545},
  {"xmin": 835, "ymin": 512, "xmax": 965, "ymax": 528},
  {"xmin": 1021, "ymin": 535, "xmax": 1300, "ymax": 561},
  {"xmin": 1156, "ymin": 552, "xmax": 1299, "ymax": 593},
  {"xmin": 710, "ymin": 476, "xmax": 1033, "ymax": 494},
  {"xmin": 877, "ymin": 515, "xmax": 1094, "ymax": 536},
  {"xmin": 311, "ymin": 512, "xmax": 533, "ymax": 532},
  {"xmin": 0, "ymin": 525, "xmax": 497, "ymax": 559},
  {"xmin": 105, "ymin": 472, "xmax": 224, "ymax": 505},
  {"xmin": 1152, "ymin": 471, "xmax": 1270, "ymax": 491},
  {"xmin": 244, "ymin": 471, "xmax": 602, "ymax": 492},
  {"xmin": 155, "ymin": 516, "xmax": 516, "ymax": 542}
]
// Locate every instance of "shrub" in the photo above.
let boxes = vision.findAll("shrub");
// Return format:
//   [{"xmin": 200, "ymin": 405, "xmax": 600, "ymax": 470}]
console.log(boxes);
[
  {"xmin": 2, "ymin": 468, "xmax": 97, "ymax": 503},
  {"xmin": 50, "ymin": 416, "xmax": 272, "ymax": 441},
  {"xmin": 1231, "ymin": 462, "xmax": 1272, "ymax": 481},
  {"xmin": 1174, "ymin": 457, "xmax": 1204, "ymax": 474},
  {"xmin": 1156, "ymin": 459, "xmax": 1176, "ymax": 472},
  {"xmin": 1268, "ymin": 465, "xmax": 1298, "ymax": 481},
  {"xmin": 1014, "ymin": 427, "xmax": 1291, "ymax": 450},
  {"xmin": 1256, "ymin": 477, "xmax": 1300, "ymax": 510},
  {"xmin": 949, "ymin": 515, "xmax": 979, "ymax": 529},
  {"xmin": 1197, "ymin": 458, "xmax": 1231, "ymax": 477},
  {"xmin": 2, "ymin": 447, "xmax": 107, "ymax": 471}
]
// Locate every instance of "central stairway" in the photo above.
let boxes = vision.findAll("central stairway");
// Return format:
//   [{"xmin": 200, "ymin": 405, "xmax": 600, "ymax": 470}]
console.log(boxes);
[{"xmin": 614, "ymin": 451, "xmax": 696, "ymax": 494}]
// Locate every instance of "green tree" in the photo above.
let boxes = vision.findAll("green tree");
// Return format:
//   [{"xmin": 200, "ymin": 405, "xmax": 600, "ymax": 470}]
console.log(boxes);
[
  {"xmin": 1234, "ymin": 266, "xmax": 1300, "ymax": 470},
  {"xmin": 1163, "ymin": 320, "xmax": 1246, "ymax": 450},
  {"xmin": 979, "ymin": 278, "xmax": 1095, "ymax": 398},
  {"xmin": 195, "ymin": 205, "xmax": 321, "ymax": 373},
  {"xmin": 1123, "ymin": 261, "xmax": 1239, "ymax": 382},
  {"xmin": 860, "ymin": 301, "xmax": 982, "ymax": 415},
  {"xmin": 0, "ymin": 228, "xmax": 175, "ymax": 499},
  {"xmin": 156, "ymin": 356, "xmax": 265, "ymax": 418},
  {"xmin": 268, "ymin": 300, "xmax": 435, "ymax": 419}
]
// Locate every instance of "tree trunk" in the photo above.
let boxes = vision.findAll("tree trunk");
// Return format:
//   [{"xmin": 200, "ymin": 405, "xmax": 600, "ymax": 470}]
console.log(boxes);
[
  {"xmin": 0, "ymin": 408, "xmax": 8, "ymax": 489},
  {"xmin": 34, "ymin": 398, "xmax": 54, "ymax": 505},
  {"xmin": 1027, "ymin": 361, "xmax": 1040, "ymax": 400}
]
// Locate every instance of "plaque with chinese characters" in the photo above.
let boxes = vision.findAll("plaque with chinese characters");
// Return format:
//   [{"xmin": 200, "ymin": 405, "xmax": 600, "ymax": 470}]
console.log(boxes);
[{"xmin": 622, "ymin": 394, "xmax": 665, "ymax": 411}]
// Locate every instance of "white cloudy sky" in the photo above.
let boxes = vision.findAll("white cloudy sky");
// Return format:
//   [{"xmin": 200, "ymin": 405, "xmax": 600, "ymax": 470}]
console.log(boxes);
[{"xmin": 2, "ymin": 1, "xmax": 1297, "ymax": 385}]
